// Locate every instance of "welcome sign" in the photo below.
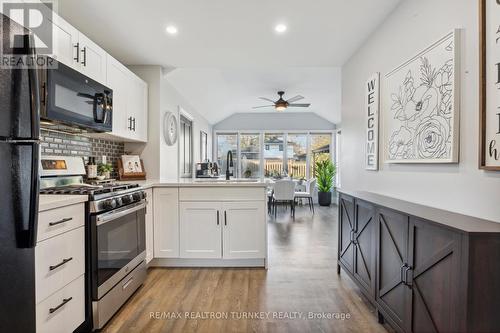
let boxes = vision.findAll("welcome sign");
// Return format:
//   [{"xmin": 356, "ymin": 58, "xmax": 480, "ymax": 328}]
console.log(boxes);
[
  {"xmin": 480, "ymin": 0, "xmax": 500, "ymax": 170},
  {"xmin": 366, "ymin": 73, "xmax": 380, "ymax": 170}
]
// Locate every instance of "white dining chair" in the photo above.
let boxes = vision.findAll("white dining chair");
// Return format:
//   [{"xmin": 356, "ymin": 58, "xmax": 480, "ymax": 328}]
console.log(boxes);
[
  {"xmin": 294, "ymin": 178, "xmax": 316, "ymax": 213},
  {"xmin": 272, "ymin": 180, "xmax": 296, "ymax": 219}
]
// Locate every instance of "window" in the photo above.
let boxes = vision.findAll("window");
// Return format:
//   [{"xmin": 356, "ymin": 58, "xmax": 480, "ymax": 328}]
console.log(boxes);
[
  {"xmin": 287, "ymin": 134, "xmax": 307, "ymax": 179},
  {"xmin": 310, "ymin": 133, "xmax": 332, "ymax": 178},
  {"xmin": 264, "ymin": 133, "xmax": 284, "ymax": 178},
  {"xmin": 240, "ymin": 134, "xmax": 260, "ymax": 178},
  {"xmin": 179, "ymin": 115, "xmax": 193, "ymax": 178},
  {"xmin": 216, "ymin": 133, "xmax": 238, "ymax": 177}
]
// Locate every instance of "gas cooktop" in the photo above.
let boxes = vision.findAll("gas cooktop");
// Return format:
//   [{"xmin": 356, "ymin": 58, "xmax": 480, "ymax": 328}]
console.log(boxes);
[{"xmin": 40, "ymin": 183, "xmax": 140, "ymax": 199}]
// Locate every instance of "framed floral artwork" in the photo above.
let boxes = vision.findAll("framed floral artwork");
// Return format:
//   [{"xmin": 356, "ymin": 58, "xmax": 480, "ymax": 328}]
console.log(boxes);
[{"xmin": 383, "ymin": 30, "xmax": 460, "ymax": 163}]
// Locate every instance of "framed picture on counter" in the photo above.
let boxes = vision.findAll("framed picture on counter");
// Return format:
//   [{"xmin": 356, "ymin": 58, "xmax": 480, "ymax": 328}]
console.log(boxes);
[
  {"xmin": 118, "ymin": 155, "xmax": 146, "ymax": 180},
  {"xmin": 480, "ymin": 0, "xmax": 500, "ymax": 170}
]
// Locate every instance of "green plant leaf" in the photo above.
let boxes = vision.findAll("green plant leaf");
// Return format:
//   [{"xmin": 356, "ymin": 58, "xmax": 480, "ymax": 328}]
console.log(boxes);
[{"xmin": 315, "ymin": 160, "xmax": 336, "ymax": 193}]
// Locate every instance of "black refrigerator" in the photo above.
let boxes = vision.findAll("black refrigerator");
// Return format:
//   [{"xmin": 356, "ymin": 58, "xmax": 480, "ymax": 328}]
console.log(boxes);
[{"xmin": 0, "ymin": 13, "xmax": 40, "ymax": 333}]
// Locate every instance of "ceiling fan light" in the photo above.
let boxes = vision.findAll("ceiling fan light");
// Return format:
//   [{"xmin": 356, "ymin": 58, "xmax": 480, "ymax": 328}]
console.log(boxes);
[{"xmin": 275, "ymin": 105, "xmax": 286, "ymax": 112}]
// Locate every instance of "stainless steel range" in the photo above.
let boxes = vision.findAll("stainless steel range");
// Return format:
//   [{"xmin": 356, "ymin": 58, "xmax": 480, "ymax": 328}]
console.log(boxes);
[{"xmin": 40, "ymin": 156, "xmax": 147, "ymax": 330}]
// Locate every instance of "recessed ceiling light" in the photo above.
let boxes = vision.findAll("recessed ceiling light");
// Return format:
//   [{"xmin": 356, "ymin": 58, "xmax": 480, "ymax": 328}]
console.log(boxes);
[
  {"xmin": 166, "ymin": 25, "xmax": 178, "ymax": 35},
  {"xmin": 275, "ymin": 24, "xmax": 287, "ymax": 34}
]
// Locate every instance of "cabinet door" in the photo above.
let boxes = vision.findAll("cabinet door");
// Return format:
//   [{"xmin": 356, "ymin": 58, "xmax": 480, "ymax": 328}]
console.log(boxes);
[
  {"xmin": 338, "ymin": 194, "xmax": 355, "ymax": 274},
  {"xmin": 144, "ymin": 189, "xmax": 154, "ymax": 264},
  {"xmin": 353, "ymin": 200, "xmax": 376, "ymax": 299},
  {"xmin": 78, "ymin": 33, "xmax": 106, "ymax": 84},
  {"xmin": 222, "ymin": 201, "xmax": 266, "ymax": 259},
  {"xmin": 127, "ymin": 74, "xmax": 148, "ymax": 142},
  {"xmin": 153, "ymin": 188, "xmax": 179, "ymax": 258},
  {"xmin": 180, "ymin": 202, "xmax": 222, "ymax": 259},
  {"xmin": 407, "ymin": 218, "xmax": 462, "ymax": 333},
  {"xmin": 376, "ymin": 208, "xmax": 411, "ymax": 332},
  {"xmin": 106, "ymin": 55, "xmax": 129, "ymax": 139},
  {"xmin": 50, "ymin": 14, "xmax": 79, "ymax": 70}
]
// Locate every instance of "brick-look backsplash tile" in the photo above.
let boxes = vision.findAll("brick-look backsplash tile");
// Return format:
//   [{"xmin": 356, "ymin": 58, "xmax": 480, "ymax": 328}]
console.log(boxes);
[{"xmin": 41, "ymin": 129, "xmax": 125, "ymax": 178}]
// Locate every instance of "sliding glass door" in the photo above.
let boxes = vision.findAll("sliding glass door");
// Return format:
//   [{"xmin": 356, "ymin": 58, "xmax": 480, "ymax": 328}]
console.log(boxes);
[
  {"xmin": 310, "ymin": 133, "xmax": 332, "ymax": 178},
  {"xmin": 286, "ymin": 134, "xmax": 307, "ymax": 179}
]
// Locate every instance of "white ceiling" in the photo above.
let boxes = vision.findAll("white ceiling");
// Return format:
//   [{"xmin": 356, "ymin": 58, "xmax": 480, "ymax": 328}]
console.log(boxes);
[
  {"xmin": 58, "ymin": 0, "xmax": 401, "ymax": 124},
  {"xmin": 165, "ymin": 67, "xmax": 342, "ymax": 124}
]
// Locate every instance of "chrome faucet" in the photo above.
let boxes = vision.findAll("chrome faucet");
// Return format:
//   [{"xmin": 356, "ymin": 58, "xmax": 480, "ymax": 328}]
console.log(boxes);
[{"xmin": 226, "ymin": 150, "xmax": 233, "ymax": 180}]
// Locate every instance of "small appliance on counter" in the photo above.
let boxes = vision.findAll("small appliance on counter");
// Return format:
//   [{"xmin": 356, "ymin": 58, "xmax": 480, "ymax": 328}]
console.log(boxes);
[
  {"xmin": 196, "ymin": 161, "xmax": 219, "ymax": 178},
  {"xmin": 39, "ymin": 155, "xmax": 147, "ymax": 331}
]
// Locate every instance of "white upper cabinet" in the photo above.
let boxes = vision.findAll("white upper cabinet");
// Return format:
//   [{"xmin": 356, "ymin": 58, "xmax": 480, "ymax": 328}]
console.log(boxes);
[
  {"xmin": 106, "ymin": 54, "xmax": 148, "ymax": 142},
  {"xmin": 78, "ymin": 33, "xmax": 106, "ymax": 84},
  {"xmin": 127, "ymin": 74, "xmax": 148, "ymax": 142},
  {"xmin": 106, "ymin": 54, "xmax": 130, "ymax": 139},
  {"xmin": 49, "ymin": 14, "xmax": 79, "ymax": 70}
]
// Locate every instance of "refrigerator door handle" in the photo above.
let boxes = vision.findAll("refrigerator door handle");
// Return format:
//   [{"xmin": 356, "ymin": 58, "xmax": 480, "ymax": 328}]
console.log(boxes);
[
  {"xmin": 12, "ymin": 142, "xmax": 39, "ymax": 248},
  {"xmin": 27, "ymin": 33, "xmax": 40, "ymax": 139}
]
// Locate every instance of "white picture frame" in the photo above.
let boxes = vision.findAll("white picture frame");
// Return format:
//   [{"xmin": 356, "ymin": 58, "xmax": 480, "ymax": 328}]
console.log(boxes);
[{"xmin": 383, "ymin": 30, "xmax": 460, "ymax": 164}]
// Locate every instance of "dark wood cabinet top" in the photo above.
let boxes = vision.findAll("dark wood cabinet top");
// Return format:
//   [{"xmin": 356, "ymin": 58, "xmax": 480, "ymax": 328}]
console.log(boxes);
[{"xmin": 337, "ymin": 189, "xmax": 500, "ymax": 233}]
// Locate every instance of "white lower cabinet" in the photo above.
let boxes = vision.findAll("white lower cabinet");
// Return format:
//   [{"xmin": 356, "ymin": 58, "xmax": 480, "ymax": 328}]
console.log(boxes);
[
  {"xmin": 145, "ymin": 188, "xmax": 154, "ymax": 263},
  {"xmin": 36, "ymin": 275, "xmax": 85, "ymax": 333},
  {"xmin": 153, "ymin": 188, "xmax": 179, "ymax": 258},
  {"xmin": 179, "ymin": 200, "xmax": 266, "ymax": 260},
  {"xmin": 222, "ymin": 202, "xmax": 266, "ymax": 259},
  {"xmin": 179, "ymin": 202, "xmax": 222, "ymax": 259}
]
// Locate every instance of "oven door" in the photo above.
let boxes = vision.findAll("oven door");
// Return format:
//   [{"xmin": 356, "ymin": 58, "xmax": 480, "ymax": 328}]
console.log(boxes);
[
  {"xmin": 41, "ymin": 60, "xmax": 113, "ymax": 132},
  {"xmin": 92, "ymin": 201, "xmax": 146, "ymax": 299}
]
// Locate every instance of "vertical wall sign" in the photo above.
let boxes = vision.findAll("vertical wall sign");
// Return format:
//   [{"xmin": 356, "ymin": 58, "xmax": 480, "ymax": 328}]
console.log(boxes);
[
  {"xmin": 480, "ymin": 0, "xmax": 500, "ymax": 170},
  {"xmin": 366, "ymin": 73, "xmax": 380, "ymax": 170}
]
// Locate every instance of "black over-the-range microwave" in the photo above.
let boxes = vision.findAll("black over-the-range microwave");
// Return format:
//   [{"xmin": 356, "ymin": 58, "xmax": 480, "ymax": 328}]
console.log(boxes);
[{"xmin": 39, "ymin": 59, "xmax": 113, "ymax": 132}]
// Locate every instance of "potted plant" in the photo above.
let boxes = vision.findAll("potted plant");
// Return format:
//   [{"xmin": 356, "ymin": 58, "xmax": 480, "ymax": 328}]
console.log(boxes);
[
  {"xmin": 98, "ymin": 163, "xmax": 113, "ymax": 179},
  {"xmin": 315, "ymin": 160, "xmax": 336, "ymax": 206}
]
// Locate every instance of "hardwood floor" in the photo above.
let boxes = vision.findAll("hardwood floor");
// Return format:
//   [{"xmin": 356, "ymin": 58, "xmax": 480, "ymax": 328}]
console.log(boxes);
[{"xmin": 102, "ymin": 204, "xmax": 391, "ymax": 333}]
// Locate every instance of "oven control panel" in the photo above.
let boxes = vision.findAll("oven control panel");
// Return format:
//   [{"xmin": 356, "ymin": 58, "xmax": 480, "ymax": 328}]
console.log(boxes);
[{"xmin": 90, "ymin": 189, "xmax": 146, "ymax": 213}]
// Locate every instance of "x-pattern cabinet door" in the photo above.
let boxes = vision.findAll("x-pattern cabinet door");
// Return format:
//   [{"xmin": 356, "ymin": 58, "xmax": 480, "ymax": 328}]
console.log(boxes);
[
  {"xmin": 376, "ymin": 208, "xmax": 411, "ymax": 332},
  {"xmin": 338, "ymin": 194, "xmax": 355, "ymax": 274},
  {"xmin": 353, "ymin": 200, "xmax": 376, "ymax": 298},
  {"xmin": 407, "ymin": 218, "xmax": 463, "ymax": 333}
]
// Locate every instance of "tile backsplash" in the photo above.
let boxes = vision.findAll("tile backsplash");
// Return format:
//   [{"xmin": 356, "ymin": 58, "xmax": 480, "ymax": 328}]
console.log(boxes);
[{"xmin": 41, "ymin": 129, "xmax": 124, "ymax": 178}]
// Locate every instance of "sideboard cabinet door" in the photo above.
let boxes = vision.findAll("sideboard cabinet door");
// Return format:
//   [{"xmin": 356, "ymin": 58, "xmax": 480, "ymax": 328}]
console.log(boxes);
[
  {"xmin": 376, "ymin": 208, "xmax": 411, "ymax": 332},
  {"xmin": 338, "ymin": 194, "xmax": 355, "ymax": 274},
  {"xmin": 353, "ymin": 199, "xmax": 376, "ymax": 299},
  {"xmin": 407, "ymin": 218, "xmax": 463, "ymax": 333}
]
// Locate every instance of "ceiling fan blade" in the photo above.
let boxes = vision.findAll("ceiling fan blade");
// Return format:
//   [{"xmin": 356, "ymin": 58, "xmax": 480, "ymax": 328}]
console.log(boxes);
[
  {"xmin": 252, "ymin": 105, "xmax": 275, "ymax": 109},
  {"xmin": 288, "ymin": 103, "xmax": 311, "ymax": 108},
  {"xmin": 259, "ymin": 97, "xmax": 277, "ymax": 103},
  {"xmin": 286, "ymin": 95, "xmax": 304, "ymax": 103}
]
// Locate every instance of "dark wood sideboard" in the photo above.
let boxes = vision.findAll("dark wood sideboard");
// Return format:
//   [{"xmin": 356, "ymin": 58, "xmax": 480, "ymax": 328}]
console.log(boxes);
[{"xmin": 337, "ymin": 189, "xmax": 500, "ymax": 333}]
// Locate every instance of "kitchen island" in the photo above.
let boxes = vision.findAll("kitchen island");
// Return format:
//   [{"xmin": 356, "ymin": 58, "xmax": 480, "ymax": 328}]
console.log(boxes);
[{"xmin": 134, "ymin": 179, "xmax": 269, "ymax": 268}]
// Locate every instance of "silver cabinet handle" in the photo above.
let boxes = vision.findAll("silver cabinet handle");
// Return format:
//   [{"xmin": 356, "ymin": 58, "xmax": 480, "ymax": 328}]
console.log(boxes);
[
  {"xmin": 81, "ymin": 46, "xmax": 87, "ymax": 66},
  {"xmin": 73, "ymin": 42, "xmax": 79, "ymax": 62},
  {"xmin": 49, "ymin": 217, "xmax": 72, "ymax": 226},
  {"xmin": 122, "ymin": 277, "xmax": 134, "ymax": 290},
  {"xmin": 49, "ymin": 297, "xmax": 72, "ymax": 314}
]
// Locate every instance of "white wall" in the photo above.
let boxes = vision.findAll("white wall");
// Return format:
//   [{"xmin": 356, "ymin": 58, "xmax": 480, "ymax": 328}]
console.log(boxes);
[
  {"xmin": 341, "ymin": 0, "xmax": 500, "ymax": 221},
  {"xmin": 125, "ymin": 66, "xmax": 212, "ymax": 180},
  {"xmin": 214, "ymin": 112, "xmax": 336, "ymax": 131}
]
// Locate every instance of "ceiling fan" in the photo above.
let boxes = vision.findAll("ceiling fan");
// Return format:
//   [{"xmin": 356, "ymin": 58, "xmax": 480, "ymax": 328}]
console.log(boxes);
[{"xmin": 253, "ymin": 91, "xmax": 311, "ymax": 112}]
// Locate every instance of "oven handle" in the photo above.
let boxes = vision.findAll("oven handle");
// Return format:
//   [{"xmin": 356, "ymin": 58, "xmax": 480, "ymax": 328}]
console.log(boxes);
[{"xmin": 96, "ymin": 201, "xmax": 146, "ymax": 226}]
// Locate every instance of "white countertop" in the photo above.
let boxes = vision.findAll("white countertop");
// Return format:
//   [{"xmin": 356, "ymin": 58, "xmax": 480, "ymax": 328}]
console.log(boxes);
[
  {"xmin": 39, "ymin": 194, "xmax": 88, "ymax": 212},
  {"xmin": 119, "ymin": 178, "xmax": 269, "ymax": 189}
]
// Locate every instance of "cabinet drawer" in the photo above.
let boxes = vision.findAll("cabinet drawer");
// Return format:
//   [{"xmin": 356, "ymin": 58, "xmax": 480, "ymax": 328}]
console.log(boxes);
[
  {"xmin": 36, "ymin": 275, "xmax": 85, "ymax": 333},
  {"xmin": 179, "ymin": 187, "xmax": 265, "ymax": 201},
  {"xmin": 38, "ymin": 203, "xmax": 85, "ymax": 242},
  {"xmin": 36, "ymin": 227, "xmax": 85, "ymax": 303}
]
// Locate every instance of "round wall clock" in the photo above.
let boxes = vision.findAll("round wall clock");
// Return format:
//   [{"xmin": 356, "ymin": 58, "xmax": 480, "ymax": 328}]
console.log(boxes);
[{"xmin": 163, "ymin": 111, "xmax": 178, "ymax": 146}]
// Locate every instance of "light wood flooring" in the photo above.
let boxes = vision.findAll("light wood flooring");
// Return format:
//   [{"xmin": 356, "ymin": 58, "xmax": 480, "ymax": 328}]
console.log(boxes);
[{"xmin": 101, "ymin": 204, "xmax": 391, "ymax": 333}]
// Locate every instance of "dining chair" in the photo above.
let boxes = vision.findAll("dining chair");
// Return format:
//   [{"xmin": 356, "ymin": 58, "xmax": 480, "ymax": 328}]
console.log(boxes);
[
  {"xmin": 294, "ymin": 178, "xmax": 316, "ymax": 213},
  {"xmin": 272, "ymin": 180, "xmax": 296, "ymax": 219}
]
